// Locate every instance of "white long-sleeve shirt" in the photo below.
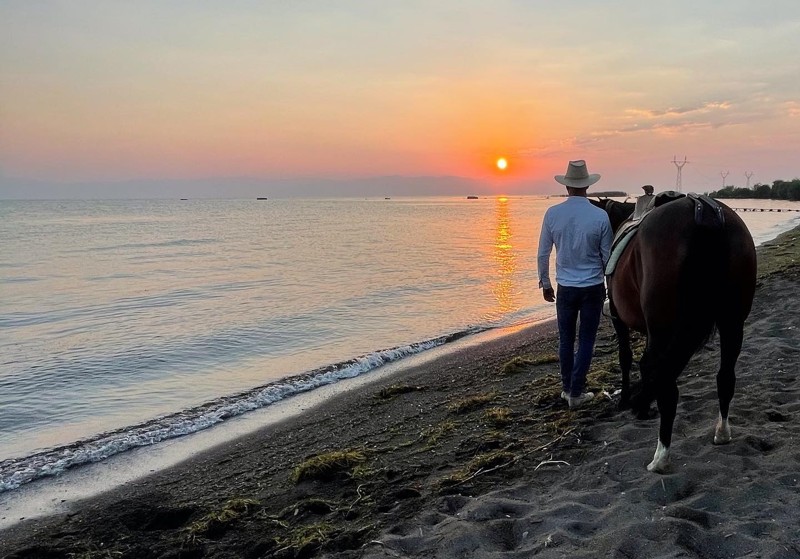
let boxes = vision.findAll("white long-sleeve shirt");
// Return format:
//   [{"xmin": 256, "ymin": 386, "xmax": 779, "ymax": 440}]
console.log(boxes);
[{"xmin": 537, "ymin": 196, "xmax": 613, "ymax": 289}]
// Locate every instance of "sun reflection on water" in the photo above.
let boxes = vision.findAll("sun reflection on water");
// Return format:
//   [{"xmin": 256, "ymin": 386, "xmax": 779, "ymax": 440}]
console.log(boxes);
[{"xmin": 492, "ymin": 196, "xmax": 517, "ymax": 314}]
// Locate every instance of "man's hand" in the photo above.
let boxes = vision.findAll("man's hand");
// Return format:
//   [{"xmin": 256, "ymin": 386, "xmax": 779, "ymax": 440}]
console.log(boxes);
[{"xmin": 542, "ymin": 287, "xmax": 555, "ymax": 302}]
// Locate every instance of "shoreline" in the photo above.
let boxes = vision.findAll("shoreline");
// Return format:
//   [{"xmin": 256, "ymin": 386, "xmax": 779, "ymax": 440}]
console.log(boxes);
[
  {"xmin": 0, "ymin": 319, "xmax": 552, "ymax": 530},
  {"xmin": 0, "ymin": 313, "xmax": 565, "ymax": 556},
  {"xmin": 0, "ymin": 322, "xmax": 519, "ymax": 494},
  {"xmin": 2, "ymin": 226, "xmax": 799, "ymax": 558}
]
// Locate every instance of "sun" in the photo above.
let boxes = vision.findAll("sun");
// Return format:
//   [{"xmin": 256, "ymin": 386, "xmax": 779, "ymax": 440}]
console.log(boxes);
[{"xmin": 496, "ymin": 157, "xmax": 508, "ymax": 171}]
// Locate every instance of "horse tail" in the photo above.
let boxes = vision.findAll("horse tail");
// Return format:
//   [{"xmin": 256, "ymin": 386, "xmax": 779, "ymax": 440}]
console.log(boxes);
[{"xmin": 677, "ymin": 217, "xmax": 728, "ymax": 356}]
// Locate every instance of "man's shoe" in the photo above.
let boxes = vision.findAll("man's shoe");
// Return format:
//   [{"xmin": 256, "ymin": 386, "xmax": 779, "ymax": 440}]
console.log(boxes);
[{"xmin": 568, "ymin": 392, "xmax": 595, "ymax": 409}]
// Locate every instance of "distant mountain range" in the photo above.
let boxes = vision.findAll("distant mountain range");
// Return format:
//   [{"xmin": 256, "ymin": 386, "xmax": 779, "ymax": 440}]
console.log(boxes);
[
  {"xmin": 588, "ymin": 191, "xmax": 629, "ymax": 198},
  {"xmin": 0, "ymin": 175, "xmax": 534, "ymax": 199}
]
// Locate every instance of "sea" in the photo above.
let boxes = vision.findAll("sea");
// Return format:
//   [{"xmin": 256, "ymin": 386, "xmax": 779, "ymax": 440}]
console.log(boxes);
[{"xmin": 2, "ymin": 196, "xmax": 799, "ymax": 493}]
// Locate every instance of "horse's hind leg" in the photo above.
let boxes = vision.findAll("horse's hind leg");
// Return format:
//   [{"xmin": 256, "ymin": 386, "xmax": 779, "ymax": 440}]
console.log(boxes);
[
  {"xmin": 644, "ymin": 335, "xmax": 696, "ymax": 473},
  {"xmin": 714, "ymin": 322, "xmax": 743, "ymax": 444},
  {"xmin": 647, "ymin": 376, "xmax": 679, "ymax": 473}
]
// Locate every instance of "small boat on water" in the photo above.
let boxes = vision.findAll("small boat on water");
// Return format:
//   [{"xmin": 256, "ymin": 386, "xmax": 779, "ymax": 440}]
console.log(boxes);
[
  {"xmin": 256, "ymin": 197, "xmax": 268, "ymax": 200},
  {"xmin": 466, "ymin": 195, "xmax": 479, "ymax": 199}
]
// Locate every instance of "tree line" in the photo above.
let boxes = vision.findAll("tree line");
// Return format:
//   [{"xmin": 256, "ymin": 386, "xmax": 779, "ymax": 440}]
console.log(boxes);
[{"xmin": 708, "ymin": 178, "xmax": 800, "ymax": 200}]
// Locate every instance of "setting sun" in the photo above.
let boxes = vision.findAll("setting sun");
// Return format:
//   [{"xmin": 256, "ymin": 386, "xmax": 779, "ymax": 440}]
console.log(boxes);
[{"xmin": 496, "ymin": 157, "xmax": 508, "ymax": 171}]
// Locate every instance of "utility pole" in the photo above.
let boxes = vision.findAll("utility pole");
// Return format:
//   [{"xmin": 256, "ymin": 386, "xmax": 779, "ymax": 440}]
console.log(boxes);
[
  {"xmin": 745, "ymin": 171, "xmax": 754, "ymax": 189},
  {"xmin": 721, "ymin": 171, "xmax": 730, "ymax": 188},
  {"xmin": 672, "ymin": 155, "xmax": 688, "ymax": 192}
]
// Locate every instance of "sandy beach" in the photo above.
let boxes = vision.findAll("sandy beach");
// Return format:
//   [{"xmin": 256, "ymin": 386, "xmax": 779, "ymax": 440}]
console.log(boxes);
[{"xmin": 2, "ymin": 226, "xmax": 799, "ymax": 559}]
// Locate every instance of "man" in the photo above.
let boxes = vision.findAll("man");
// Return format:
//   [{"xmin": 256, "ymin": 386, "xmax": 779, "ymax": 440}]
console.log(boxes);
[
  {"xmin": 538, "ymin": 160, "xmax": 613, "ymax": 409},
  {"xmin": 633, "ymin": 184, "xmax": 655, "ymax": 219}
]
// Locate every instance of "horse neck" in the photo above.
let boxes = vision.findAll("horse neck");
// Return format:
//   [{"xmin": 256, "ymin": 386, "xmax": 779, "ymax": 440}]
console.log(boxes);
[{"xmin": 607, "ymin": 200, "xmax": 634, "ymax": 231}]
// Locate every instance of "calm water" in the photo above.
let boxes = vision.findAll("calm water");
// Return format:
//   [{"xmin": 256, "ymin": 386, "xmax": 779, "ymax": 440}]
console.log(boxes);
[{"xmin": 1, "ymin": 196, "xmax": 798, "ymax": 491}]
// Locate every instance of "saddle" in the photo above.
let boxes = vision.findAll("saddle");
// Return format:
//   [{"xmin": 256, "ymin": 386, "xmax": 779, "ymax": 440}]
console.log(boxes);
[
  {"xmin": 654, "ymin": 191, "xmax": 726, "ymax": 227},
  {"xmin": 605, "ymin": 192, "xmax": 725, "ymax": 276}
]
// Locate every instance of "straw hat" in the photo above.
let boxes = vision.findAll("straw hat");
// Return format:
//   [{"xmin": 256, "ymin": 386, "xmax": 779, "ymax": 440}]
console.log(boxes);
[{"xmin": 554, "ymin": 160, "xmax": 601, "ymax": 188}]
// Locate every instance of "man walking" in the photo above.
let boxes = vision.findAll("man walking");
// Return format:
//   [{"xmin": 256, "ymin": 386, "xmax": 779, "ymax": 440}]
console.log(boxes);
[{"xmin": 538, "ymin": 160, "xmax": 613, "ymax": 409}]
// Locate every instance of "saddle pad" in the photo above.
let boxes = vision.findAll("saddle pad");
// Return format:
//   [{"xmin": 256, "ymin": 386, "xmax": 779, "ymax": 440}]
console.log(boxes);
[{"xmin": 605, "ymin": 222, "xmax": 639, "ymax": 276}]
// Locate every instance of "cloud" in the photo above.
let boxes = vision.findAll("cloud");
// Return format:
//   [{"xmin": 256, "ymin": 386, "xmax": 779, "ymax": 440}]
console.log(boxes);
[
  {"xmin": 624, "ymin": 101, "xmax": 732, "ymax": 119},
  {"xmin": 618, "ymin": 96, "xmax": 793, "ymax": 136},
  {"xmin": 517, "ymin": 96, "xmax": 781, "ymax": 158},
  {"xmin": 515, "ymin": 118, "xmax": 718, "ymax": 158}
]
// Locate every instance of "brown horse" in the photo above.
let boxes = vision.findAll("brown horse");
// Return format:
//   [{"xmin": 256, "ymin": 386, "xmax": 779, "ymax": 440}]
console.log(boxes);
[{"xmin": 591, "ymin": 196, "xmax": 757, "ymax": 472}]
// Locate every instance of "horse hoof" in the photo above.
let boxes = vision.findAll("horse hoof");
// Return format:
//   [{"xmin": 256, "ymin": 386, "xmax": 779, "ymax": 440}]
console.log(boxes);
[
  {"xmin": 647, "ymin": 441, "xmax": 671, "ymax": 473},
  {"xmin": 714, "ymin": 416, "xmax": 731, "ymax": 445},
  {"xmin": 647, "ymin": 459, "xmax": 670, "ymax": 473},
  {"xmin": 713, "ymin": 434, "xmax": 731, "ymax": 445}
]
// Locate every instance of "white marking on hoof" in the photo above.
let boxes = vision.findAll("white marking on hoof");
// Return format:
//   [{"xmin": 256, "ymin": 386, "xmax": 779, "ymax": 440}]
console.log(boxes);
[
  {"xmin": 647, "ymin": 440, "xmax": 670, "ymax": 473},
  {"xmin": 714, "ymin": 414, "xmax": 732, "ymax": 445}
]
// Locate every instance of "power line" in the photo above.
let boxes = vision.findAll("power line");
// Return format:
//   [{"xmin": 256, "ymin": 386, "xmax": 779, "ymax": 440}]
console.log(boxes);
[
  {"xmin": 720, "ymin": 170, "xmax": 730, "ymax": 188},
  {"xmin": 745, "ymin": 171, "xmax": 754, "ymax": 189}
]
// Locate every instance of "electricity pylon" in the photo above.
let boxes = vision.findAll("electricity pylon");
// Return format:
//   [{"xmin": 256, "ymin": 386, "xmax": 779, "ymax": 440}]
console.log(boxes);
[{"xmin": 672, "ymin": 155, "xmax": 688, "ymax": 192}]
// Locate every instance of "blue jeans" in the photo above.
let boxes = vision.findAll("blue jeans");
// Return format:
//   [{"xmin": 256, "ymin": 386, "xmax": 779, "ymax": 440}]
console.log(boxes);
[{"xmin": 556, "ymin": 283, "xmax": 605, "ymax": 397}]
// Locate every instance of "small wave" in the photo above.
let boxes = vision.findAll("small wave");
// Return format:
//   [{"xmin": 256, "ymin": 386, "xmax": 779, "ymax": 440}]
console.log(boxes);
[
  {"xmin": 753, "ymin": 214, "xmax": 800, "ymax": 246},
  {"xmin": 1, "ymin": 276, "xmax": 43, "ymax": 284},
  {"xmin": 0, "ymin": 288, "xmax": 211, "ymax": 328},
  {"xmin": 0, "ymin": 327, "xmax": 484, "ymax": 493},
  {"xmin": 90, "ymin": 238, "xmax": 218, "ymax": 252}
]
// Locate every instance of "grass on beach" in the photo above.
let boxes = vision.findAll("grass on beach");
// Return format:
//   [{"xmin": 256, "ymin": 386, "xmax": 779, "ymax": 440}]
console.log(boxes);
[
  {"xmin": 446, "ymin": 391, "xmax": 498, "ymax": 414},
  {"xmin": 373, "ymin": 384, "xmax": 426, "ymax": 401},
  {"xmin": 290, "ymin": 450, "xmax": 368, "ymax": 484},
  {"xmin": 757, "ymin": 228, "xmax": 800, "ymax": 280},
  {"xmin": 500, "ymin": 353, "xmax": 559, "ymax": 375},
  {"xmin": 187, "ymin": 498, "xmax": 261, "ymax": 540}
]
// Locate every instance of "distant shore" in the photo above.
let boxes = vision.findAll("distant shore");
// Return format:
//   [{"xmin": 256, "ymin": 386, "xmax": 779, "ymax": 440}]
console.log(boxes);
[{"xmin": 2, "ymin": 227, "xmax": 799, "ymax": 558}]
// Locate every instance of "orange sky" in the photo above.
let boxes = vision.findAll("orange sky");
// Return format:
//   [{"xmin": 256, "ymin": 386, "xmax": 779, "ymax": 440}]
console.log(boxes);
[{"xmin": 2, "ymin": 2, "xmax": 799, "ymax": 197}]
